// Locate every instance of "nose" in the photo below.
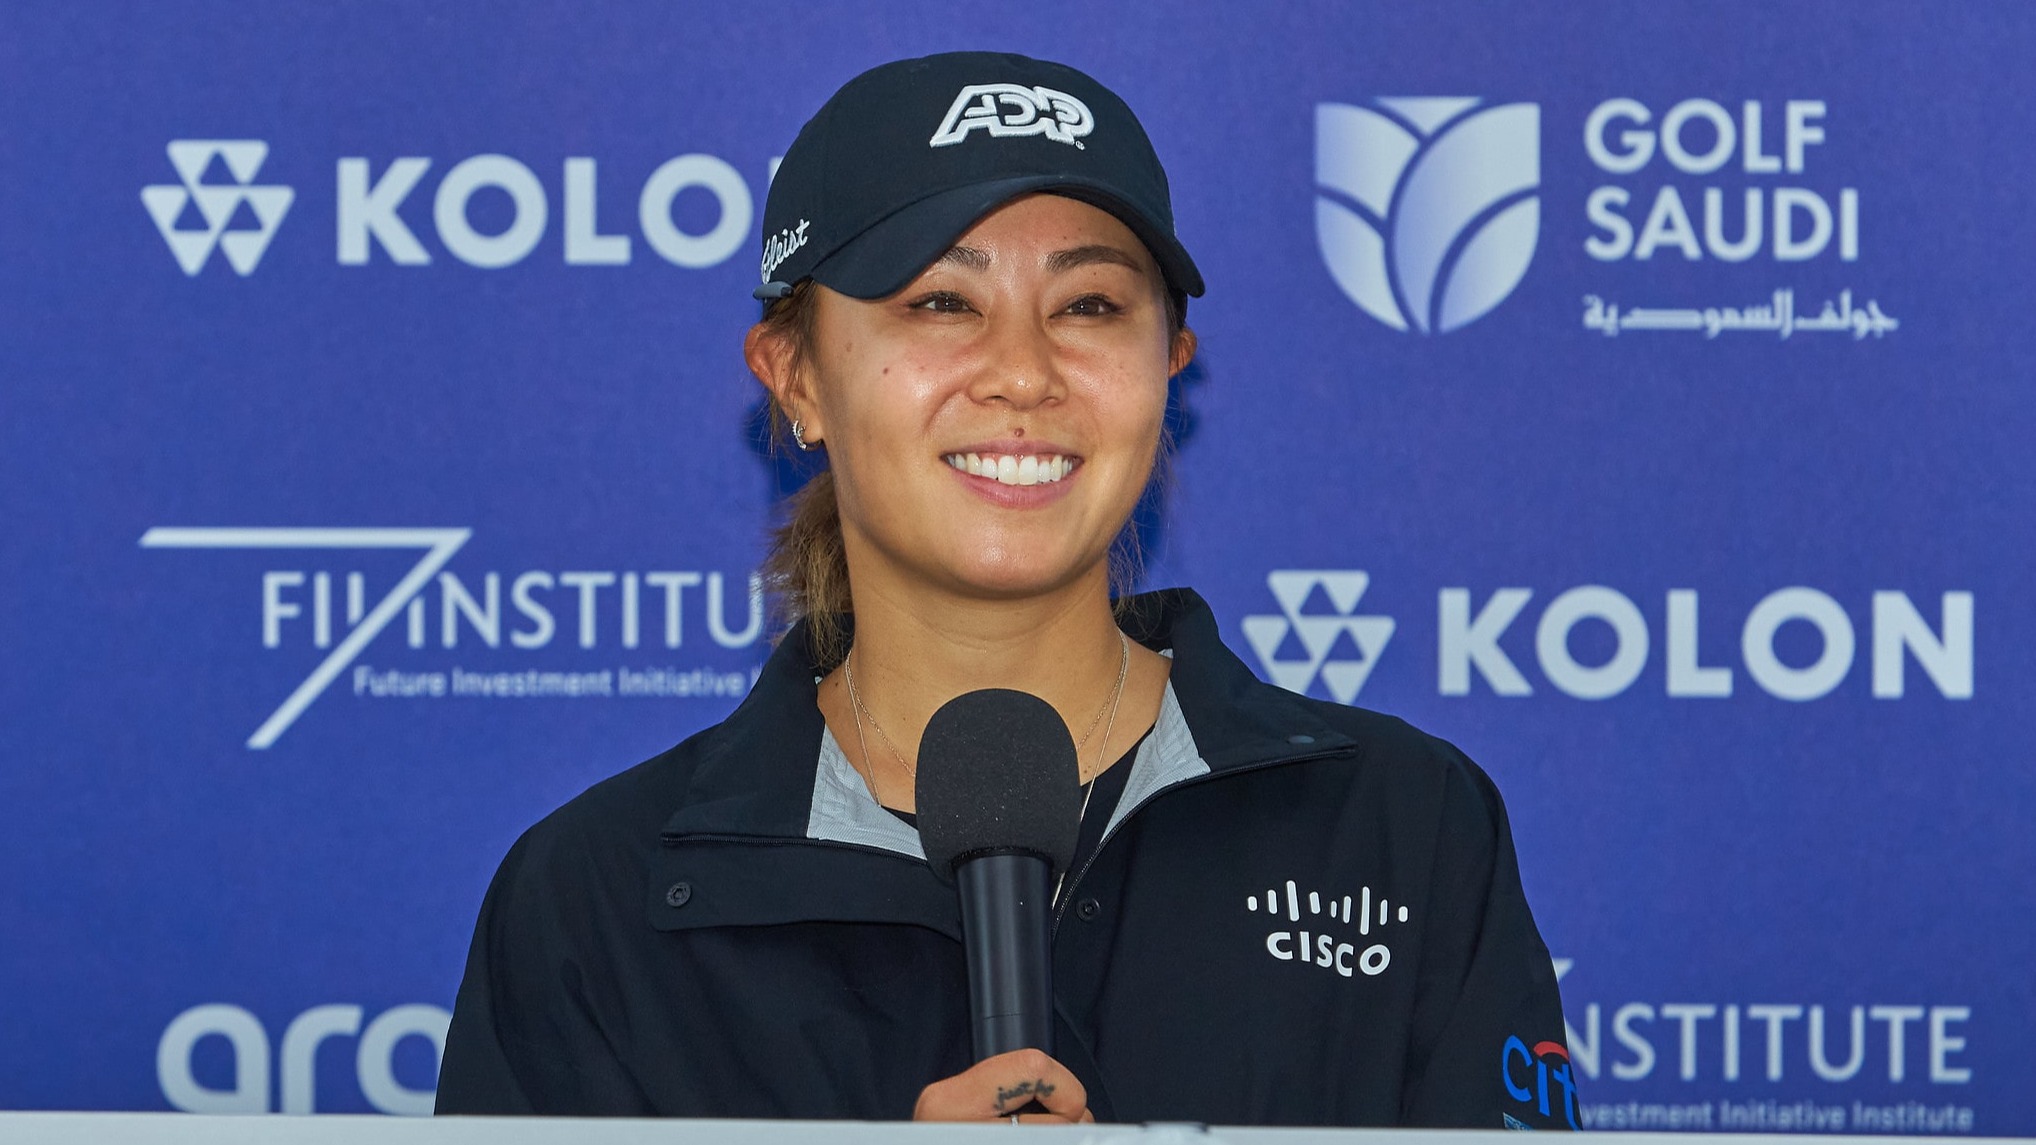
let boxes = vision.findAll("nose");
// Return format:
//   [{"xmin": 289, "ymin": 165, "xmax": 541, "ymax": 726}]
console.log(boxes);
[{"xmin": 965, "ymin": 309, "xmax": 1066, "ymax": 410}]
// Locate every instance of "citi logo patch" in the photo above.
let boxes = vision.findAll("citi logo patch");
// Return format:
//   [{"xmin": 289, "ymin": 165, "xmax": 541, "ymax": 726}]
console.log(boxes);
[
  {"xmin": 930, "ymin": 84, "xmax": 1094, "ymax": 149},
  {"xmin": 1250, "ymin": 878, "xmax": 1405, "ymax": 978},
  {"xmin": 1315, "ymin": 99, "xmax": 1539, "ymax": 333},
  {"xmin": 1241, "ymin": 571, "xmax": 1395, "ymax": 703},
  {"xmin": 1502, "ymin": 1034, "xmax": 1581, "ymax": 1129},
  {"xmin": 142, "ymin": 140, "xmax": 294, "ymax": 276}
]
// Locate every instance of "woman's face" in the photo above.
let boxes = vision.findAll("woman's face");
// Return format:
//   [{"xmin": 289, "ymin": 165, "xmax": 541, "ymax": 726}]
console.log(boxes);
[{"xmin": 782, "ymin": 193, "xmax": 1194, "ymax": 604}]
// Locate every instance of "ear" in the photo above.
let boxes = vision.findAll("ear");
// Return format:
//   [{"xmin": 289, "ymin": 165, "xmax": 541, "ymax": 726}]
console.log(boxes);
[
  {"xmin": 1167, "ymin": 326, "xmax": 1199, "ymax": 379},
  {"xmin": 744, "ymin": 321, "xmax": 823, "ymax": 443}
]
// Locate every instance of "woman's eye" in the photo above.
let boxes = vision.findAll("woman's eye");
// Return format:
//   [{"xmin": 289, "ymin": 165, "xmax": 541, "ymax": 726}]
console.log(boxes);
[
  {"xmin": 909, "ymin": 291, "xmax": 973, "ymax": 314},
  {"xmin": 1064, "ymin": 294, "xmax": 1121, "ymax": 317}
]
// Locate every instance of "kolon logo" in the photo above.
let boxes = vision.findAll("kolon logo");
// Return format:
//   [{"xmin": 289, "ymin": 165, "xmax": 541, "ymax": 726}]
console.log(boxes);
[
  {"xmin": 1315, "ymin": 99, "xmax": 1539, "ymax": 333},
  {"xmin": 1241, "ymin": 571, "xmax": 1395, "ymax": 703},
  {"xmin": 142, "ymin": 140, "xmax": 294, "ymax": 276}
]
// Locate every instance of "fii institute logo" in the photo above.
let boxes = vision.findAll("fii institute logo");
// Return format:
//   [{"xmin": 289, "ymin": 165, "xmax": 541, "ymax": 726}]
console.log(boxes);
[
  {"xmin": 1315, "ymin": 99, "xmax": 1539, "ymax": 333},
  {"xmin": 141, "ymin": 140, "xmax": 294, "ymax": 276},
  {"xmin": 1241, "ymin": 571, "xmax": 1395, "ymax": 703},
  {"xmin": 141, "ymin": 527, "xmax": 766, "ymax": 748}
]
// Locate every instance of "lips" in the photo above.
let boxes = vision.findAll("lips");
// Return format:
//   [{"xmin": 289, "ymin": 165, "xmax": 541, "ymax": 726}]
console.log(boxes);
[{"xmin": 942, "ymin": 452, "xmax": 1077, "ymax": 486}]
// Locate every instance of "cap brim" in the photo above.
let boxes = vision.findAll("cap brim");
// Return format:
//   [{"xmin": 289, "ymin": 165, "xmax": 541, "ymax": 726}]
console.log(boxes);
[{"xmin": 807, "ymin": 176, "xmax": 1205, "ymax": 301}]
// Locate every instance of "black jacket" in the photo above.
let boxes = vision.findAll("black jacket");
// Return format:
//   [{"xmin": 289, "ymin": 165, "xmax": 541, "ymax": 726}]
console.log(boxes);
[{"xmin": 436, "ymin": 589, "xmax": 1577, "ymax": 1128}]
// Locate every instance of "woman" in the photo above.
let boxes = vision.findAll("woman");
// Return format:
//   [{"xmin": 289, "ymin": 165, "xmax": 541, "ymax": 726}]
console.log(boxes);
[{"xmin": 437, "ymin": 51, "xmax": 1575, "ymax": 1128}]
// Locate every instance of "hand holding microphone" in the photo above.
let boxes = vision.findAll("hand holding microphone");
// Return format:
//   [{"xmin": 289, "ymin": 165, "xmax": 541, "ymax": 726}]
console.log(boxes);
[
  {"xmin": 912, "ymin": 1048, "xmax": 1094, "ymax": 1124},
  {"xmin": 912, "ymin": 690, "xmax": 1090, "ymax": 1123}
]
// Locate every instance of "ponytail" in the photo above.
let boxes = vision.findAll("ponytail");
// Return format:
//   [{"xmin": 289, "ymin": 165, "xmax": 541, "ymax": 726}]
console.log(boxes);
[{"xmin": 756, "ymin": 283, "xmax": 854, "ymax": 668}]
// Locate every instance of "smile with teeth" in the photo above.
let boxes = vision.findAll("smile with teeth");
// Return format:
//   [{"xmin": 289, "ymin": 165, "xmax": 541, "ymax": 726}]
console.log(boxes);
[{"xmin": 943, "ymin": 452, "xmax": 1078, "ymax": 486}]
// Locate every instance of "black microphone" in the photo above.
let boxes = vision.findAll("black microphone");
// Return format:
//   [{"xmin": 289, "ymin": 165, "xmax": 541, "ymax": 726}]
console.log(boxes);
[{"xmin": 915, "ymin": 689, "xmax": 1083, "ymax": 1062}]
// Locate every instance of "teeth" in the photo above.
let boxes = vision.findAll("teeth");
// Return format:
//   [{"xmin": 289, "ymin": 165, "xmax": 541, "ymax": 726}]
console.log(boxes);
[{"xmin": 943, "ymin": 453, "xmax": 1076, "ymax": 487}]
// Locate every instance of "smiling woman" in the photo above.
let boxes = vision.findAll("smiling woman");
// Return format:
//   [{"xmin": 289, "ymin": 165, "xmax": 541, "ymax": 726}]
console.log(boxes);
[
  {"xmin": 754, "ymin": 227, "xmax": 1187, "ymax": 672},
  {"xmin": 435, "ymin": 51, "xmax": 1574, "ymax": 1130},
  {"xmin": 751, "ymin": 195, "xmax": 1191, "ymax": 676},
  {"xmin": 750, "ymin": 190, "xmax": 1190, "ymax": 816}
]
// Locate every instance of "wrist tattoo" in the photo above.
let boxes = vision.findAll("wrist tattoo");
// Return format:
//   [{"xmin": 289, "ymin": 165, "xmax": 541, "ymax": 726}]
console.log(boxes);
[{"xmin": 993, "ymin": 1078, "xmax": 1055, "ymax": 1113}]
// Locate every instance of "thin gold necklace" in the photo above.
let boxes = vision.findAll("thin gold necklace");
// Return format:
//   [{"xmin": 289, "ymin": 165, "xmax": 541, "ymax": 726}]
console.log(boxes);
[{"xmin": 843, "ymin": 630, "xmax": 1131, "ymax": 801}]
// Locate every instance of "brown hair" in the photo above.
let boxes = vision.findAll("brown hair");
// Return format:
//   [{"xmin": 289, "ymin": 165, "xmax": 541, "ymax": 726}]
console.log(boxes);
[{"xmin": 756, "ymin": 281, "xmax": 1189, "ymax": 670}]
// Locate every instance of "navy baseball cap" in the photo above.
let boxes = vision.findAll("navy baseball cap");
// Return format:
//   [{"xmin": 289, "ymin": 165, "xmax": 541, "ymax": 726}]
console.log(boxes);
[{"xmin": 754, "ymin": 51, "xmax": 1204, "ymax": 303}]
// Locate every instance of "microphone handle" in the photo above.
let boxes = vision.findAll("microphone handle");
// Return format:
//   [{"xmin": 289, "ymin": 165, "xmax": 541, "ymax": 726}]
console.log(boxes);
[{"xmin": 955, "ymin": 852, "xmax": 1055, "ymax": 1061}]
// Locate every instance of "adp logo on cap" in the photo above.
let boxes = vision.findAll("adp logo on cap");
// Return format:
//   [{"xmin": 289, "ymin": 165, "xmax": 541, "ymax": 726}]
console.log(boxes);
[
  {"xmin": 1315, "ymin": 99, "xmax": 1539, "ymax": 334},
  {"xmin": 141, "ymin": 140, "xmax": 295, "ymax": 276},
  {"xmin": 929, "ymin": 83, "xmax": 1095, "ymax": 149}
]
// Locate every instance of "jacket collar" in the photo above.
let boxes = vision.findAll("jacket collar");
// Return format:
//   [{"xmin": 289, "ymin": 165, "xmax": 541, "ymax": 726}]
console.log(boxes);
[{"xmin": 659, "ymin": 588, "xmax": 1360, "ymax": 852}]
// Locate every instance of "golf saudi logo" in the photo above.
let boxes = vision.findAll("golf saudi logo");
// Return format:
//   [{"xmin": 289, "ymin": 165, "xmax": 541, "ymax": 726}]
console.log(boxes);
[{"xmin": 1315, "ymin": 99, "xmax": 1539, "ymax": 333}]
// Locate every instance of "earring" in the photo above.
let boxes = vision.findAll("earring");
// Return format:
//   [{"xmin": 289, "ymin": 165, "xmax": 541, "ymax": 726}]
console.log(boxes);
[{"xmin": 791, "ymin": 419, "xmax": 812, "ymax": 451}]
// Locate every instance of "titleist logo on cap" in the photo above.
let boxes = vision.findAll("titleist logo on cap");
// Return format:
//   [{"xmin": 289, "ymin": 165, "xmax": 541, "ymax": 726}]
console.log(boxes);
[
  {"xmin": 760, "ymin": 219, "xmax": 811, "ymax": 283},
  {"xmin": 929, "ymin": 83, "xmax": 1095, "ymax": 149}
]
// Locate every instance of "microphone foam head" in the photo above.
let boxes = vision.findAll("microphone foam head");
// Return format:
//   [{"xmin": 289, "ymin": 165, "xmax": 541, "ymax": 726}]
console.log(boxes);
[{"xmin": 914, "ymin": 689, "xmax": 1084, "ymax": 881}]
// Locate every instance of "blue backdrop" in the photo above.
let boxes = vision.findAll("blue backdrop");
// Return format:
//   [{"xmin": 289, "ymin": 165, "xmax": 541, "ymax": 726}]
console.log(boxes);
[{"xmin": 3, "ymin": 1, "xmax": 2027, "ymax": 1132}]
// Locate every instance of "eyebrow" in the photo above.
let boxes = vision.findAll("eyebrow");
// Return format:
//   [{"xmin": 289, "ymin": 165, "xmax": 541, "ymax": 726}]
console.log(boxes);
[
  {"xmin": 937, "ymin": 245, "xmax": 992, "ymax": 271},
  {"xmin": 933, "ymin": 243, "xmax": 1149, "ymax": 276},
  {"xmin": 1044, "ymin": 244, "xmax": 1147, "ymax": 276}
]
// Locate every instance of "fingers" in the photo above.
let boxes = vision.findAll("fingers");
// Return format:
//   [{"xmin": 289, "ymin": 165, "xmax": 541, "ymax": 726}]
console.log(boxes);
[
  {"xmin": 913, "ymin": 1048, "xmax": 1091, "ymax": 1123},
  {"xmin": 987, "ymin": 1048, "xmax": 1088, "ymax": 1121}
]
